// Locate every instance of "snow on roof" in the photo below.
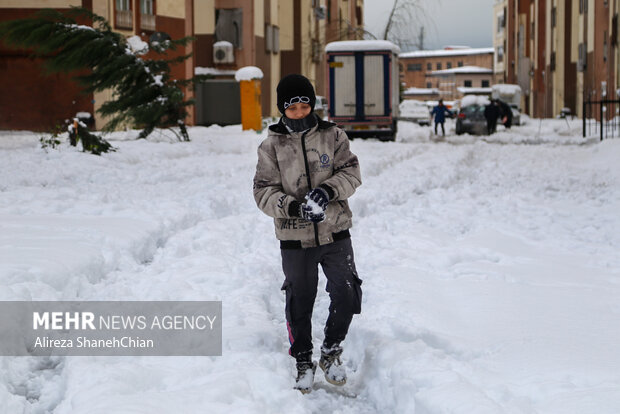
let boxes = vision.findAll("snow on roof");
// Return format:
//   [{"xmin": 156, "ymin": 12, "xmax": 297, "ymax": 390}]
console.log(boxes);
[
  {"xmin": 400, "ymin": 99, "xmax": 429, "ymax": 107},
  {"xmin": 460, "ymin": 94, "xmax": 491, "ymax": 107},
  {"xmin": 403, "ymin": 87, "xmax": 440, "ymax": 95},
  {"xmin": 235, "ymin": 66, "xmax": 264, "ymax": 81},
  {"xmin": 457, "ymin": 87, "xmax": 492, "ymax": 94},
  {"xmin": 326, "ymin": 40, "xmax": 400, "ymax": 54},
  {"xmin": 399, "ymin": 47, "xmax": 494, "ymax": 59},
  {"xmin": 194, "ymin": 67, "xmax": 237, "ymax": 77},
  {"xmin": 491, "ymin": 84, "xmax": 522, "ymax": 95},
  {"xmin": 214, "ymin": 40, "xmax": 233, "ymax": 48},
  {"xmin": 430, "ymin": 65, "xmax": 493, "ymax": 76}
]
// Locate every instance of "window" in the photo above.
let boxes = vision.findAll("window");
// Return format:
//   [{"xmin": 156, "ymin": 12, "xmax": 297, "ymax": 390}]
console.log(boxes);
[
  {"xmin": 407, "ymin": 63, "xmax": 422, "ymax": 71},
  {"xmin": 436, "ymin": 62, "xmax": 442, "ymax": 70},
  {"xmin": 447, "ymin": 62, "xmax": 452, "ymax": 69},
  {"xmin": 117, "ymin": 0, "xmax": 130, "ymax": 11},
  {"xmin": 141, "ymin": 0, "xmax": 153, "ymax": 15},
  {"xmin": 550, "ymin": 51, "xmax": 556, "ymax": 71},
  {"xmin": 327, "ymin": 0, "xmax": 331, "ymax": 22},
  {"xmin": 427, "ymin": 62, "xmax": 432, "ymax": 70},
  {"xmin": 580, "ymin": 0, "xmax": 588, "ymax": 13},
  {"xmin": 115, "ymin": 0, "xmax": 133, "ymax": 29},
  {"xmin": 216, "ymin": 9, "xmax": 243, "ymax": 49},
  {"xmin": 497, "ymin": 46, "xmax": 504, "ymax": 63},
  {"xmin": 497, "ymin": 13, "xmax": 505, "ymax": 33},
  {"xmin": 273, "ymin": 26, "xmax": 280, "ymax": 53},
  {"xmin": 578, "ymin": 43, "xmax": 587, "ymax": 71},
  {"xmin": 266, "ymin": 25, "xmax": 280, "ymax": 53},
  {"xmin": 481, "ymin": 80, "xmax": 489, "ymax": 87},
  {"xmin": 551, "ymin": 7, "xmax": 556, "ymax": 28},
  {"xmin": 426, "ymin": 82, "xmax": 432, "ymax": 88},
  {"xmin": 464, "ymin": 80, "xmax": 472, "ymax": 87},
  {"xmin": 266, "ymin": 25, "xmax": 273, "ymax": 52},
  {"xmin": 604, "ymin": 31, "xmax": 608, "ymax": 62},
  {"xmin": 457, "ymin": 61, "xmax": 463, "ymax": 67},
  {"xmin": 140, "ymin": 0, "xmax": 155, "ymax": 31},
  {"xmin": 311, "ymin": 39, "xmax": 320, "ymax": 62}
]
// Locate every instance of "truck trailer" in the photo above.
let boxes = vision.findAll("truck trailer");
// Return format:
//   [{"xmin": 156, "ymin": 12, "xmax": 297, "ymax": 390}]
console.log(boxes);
[{"xmin": 325, "ymin": 40, "xmax": 401, "ymax": 141}]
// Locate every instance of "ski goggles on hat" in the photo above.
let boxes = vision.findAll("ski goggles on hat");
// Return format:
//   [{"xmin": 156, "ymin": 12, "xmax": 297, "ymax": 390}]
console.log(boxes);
[{"xmin": 283, "ymin": 96, "xmax": 310, "ymax": 109}]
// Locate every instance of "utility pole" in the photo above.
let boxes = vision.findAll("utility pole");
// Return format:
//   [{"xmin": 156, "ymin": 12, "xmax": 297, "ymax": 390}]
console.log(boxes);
[{"xmin": 417, "ymin": 26, "xmax": 425, "ymax": 50}]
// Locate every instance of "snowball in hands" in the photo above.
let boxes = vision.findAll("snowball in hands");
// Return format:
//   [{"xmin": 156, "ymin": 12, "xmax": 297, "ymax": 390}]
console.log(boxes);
[{"xmin": 300, "ymin": 197, "xmax": 325, "ymax": 223}]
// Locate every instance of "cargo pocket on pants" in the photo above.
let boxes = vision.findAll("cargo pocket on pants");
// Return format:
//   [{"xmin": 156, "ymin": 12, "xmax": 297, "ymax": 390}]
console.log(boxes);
[
  {"xmin": 352, "ymin": 274, "xmax": 363, "ymax": 314},
  {"xmin": 281, "ymin": 281, "xmax": 293, "ymax": 323}
]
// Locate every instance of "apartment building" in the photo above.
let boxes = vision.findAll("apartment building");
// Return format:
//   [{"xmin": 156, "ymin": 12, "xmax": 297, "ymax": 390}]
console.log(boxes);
[
  {"xmin": 494, "ymin": 0, "xmax": 507, "ymax": 81},
  {"xmin": 400, "ymin": 47, "xmax": 494, "ymax": 100},
  {"xmin": 0, "ymin": 0, "xmax": 363, "ymax": 131},
  {"xmin": 501, "ymin": 0, "xmax": 619, "ymax": 118}
]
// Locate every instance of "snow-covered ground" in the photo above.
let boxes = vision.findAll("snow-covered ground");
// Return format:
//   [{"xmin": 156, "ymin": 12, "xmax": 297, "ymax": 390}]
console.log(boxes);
[{"xmin": 1, "ymin": 117, "xmax": 619, "ymax": 413}]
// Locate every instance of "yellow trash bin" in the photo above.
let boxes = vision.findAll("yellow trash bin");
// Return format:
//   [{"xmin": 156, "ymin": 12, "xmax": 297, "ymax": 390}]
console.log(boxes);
[{"xmin": 235, "ymin": 66, "xmax": 264, "ymax": 131}]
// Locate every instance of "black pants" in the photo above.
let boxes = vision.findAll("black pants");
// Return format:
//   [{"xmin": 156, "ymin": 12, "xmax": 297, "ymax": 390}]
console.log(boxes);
[
  {"xmin": 487, "ymin": 119, "xmax": 497, "ymax": 135},
  {"xmin": 434, "ymin": 121, "xmax": 445, "ymax": 136},
  {"xmin": 280, "ymin": 238, "xmax": 362, "ymax": 360}
]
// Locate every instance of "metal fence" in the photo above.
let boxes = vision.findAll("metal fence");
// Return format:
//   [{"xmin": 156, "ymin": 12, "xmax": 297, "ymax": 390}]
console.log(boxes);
[{"xmin": 582, "ymin": 99, "xmax": 620, "ymax": 140}]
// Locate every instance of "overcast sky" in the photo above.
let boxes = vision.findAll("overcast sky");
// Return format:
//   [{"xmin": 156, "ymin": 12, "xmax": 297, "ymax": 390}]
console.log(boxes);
[{"xmin": 363, "ymin": 0, "xmax": 495, "ymax": 51}]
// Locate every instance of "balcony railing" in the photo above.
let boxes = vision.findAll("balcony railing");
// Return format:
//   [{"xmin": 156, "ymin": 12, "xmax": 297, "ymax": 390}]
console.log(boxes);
[
  {"xmin": 141, "ymin": 14, "xmax": 155, "ymax": 32},
  {"xmin": 115, "ymin": 10, "xmax": 133, "ymax": 30}
]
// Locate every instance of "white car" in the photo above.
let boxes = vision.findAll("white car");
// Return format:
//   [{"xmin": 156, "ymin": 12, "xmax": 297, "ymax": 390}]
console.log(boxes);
[
  {"xmin": 510, "ymin": 104, "xmax": 521, "ymax": 126},
  {"xmin": 315, "ymin": 95, "xmax": 328, "ymax": 119},
  {"xmin": 399, "ymin": 100, "xmax": 431, "ymax": 126}
]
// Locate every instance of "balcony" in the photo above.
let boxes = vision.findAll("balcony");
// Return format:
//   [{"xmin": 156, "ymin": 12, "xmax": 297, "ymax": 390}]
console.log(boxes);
[
  {"xmin": 141, "ymin": 14, "xmax": 155, "ymax": 32},
  {"xmin": 115, "ymin": 10, "xmax": 133, "ymax": 30}
]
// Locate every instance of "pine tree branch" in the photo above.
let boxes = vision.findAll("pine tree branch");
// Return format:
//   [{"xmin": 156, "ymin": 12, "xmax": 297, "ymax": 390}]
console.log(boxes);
[{"xmin": 0, "ymin": 7, "xmax": 199, "ymax": 141}]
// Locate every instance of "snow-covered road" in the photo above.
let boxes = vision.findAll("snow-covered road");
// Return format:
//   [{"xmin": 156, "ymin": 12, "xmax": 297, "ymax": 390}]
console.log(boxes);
[{"xmin": 1, "ymin": 118, "xmax": 619, "ymax": 413}]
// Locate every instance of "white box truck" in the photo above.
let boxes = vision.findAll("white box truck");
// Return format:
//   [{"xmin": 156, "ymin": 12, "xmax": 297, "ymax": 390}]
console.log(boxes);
[{"xmin": 325, "ymin": 40, "xmax": 401, "ymax": 141}]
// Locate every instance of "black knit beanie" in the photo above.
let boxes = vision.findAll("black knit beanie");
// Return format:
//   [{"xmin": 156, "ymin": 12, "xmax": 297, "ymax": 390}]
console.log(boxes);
[{"xmin": 276, "ymin": 74, "xmax": 316, "ymax": 114}]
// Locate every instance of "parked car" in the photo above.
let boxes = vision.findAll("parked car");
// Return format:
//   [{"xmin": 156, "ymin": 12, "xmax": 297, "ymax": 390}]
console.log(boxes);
[
  {"xmin": 455, "ymin": 96, "xmax": 490, "ymax": 135},
  {"xmin": 509, "ymin": 104, "xmax": 521, "ymax": 126},
  {"xmin": 315, "ymin": 95, "xmax": 328, "ymax": 119},
  {"xmin": 399, "ymin": 100, "xmax": 431, "ymax": 125}
]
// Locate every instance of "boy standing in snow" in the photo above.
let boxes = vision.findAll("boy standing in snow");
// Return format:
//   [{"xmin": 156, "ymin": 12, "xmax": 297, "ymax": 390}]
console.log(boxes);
[{"xmin": 253, "ymin": 74, "xmax": 363, "ymax": 394}]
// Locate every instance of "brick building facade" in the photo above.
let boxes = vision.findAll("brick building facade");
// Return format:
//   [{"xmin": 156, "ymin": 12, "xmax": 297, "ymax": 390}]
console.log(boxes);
[
  {"xmin": 0, "ymin": 0, "xmax": 363, "ymax": 131},
  {"xmin": 399, "ymin": 47, "xmax": 494, "ymax": 100},
  {"xmin": 499, "ymin": 0, "xmax": 619, "ymax": 119}
]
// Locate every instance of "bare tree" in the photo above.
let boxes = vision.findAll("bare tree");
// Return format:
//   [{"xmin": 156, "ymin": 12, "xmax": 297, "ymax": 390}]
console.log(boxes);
[{"xmin": 379, "ymin": 0, "xmax": 435, "ymax": 51}]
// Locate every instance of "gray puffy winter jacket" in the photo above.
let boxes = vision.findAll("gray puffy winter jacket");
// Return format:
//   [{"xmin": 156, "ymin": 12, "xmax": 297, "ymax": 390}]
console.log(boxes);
[{"xmin": 253, "ymin": 117, "xmax": 362, "ymax": 248}]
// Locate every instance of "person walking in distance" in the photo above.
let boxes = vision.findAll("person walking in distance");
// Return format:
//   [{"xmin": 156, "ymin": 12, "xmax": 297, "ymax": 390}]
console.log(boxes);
[
  {"xmin": 484, "ymin": 99, "xmax": 501, "ymax": 135},
  {"xmin": 253, "ymin": 74, "xmax": 363, "ymax": 394},
  {"xmin": 431, "ymin": 99, "xmax": 453, "ymax": 136},
  {"xmin": 497, "ymin": 99, "xmax": 513, "ymax": 129}
]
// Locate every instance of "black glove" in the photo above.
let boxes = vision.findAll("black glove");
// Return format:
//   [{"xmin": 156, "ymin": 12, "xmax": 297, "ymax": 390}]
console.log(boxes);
[
  {"xmin": 299, "ymin": 203, "xmax": 325, "ymax": 223},
  {"xmin": 306, "ymin": 187, "xmax": 330, "ymax": 211}
]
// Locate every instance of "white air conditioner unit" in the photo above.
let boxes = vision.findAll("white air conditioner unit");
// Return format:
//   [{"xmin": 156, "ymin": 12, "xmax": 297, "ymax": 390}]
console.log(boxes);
[{"xmin": 213, "ymin": 41, "xmax": 234, "ymax": 64}]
